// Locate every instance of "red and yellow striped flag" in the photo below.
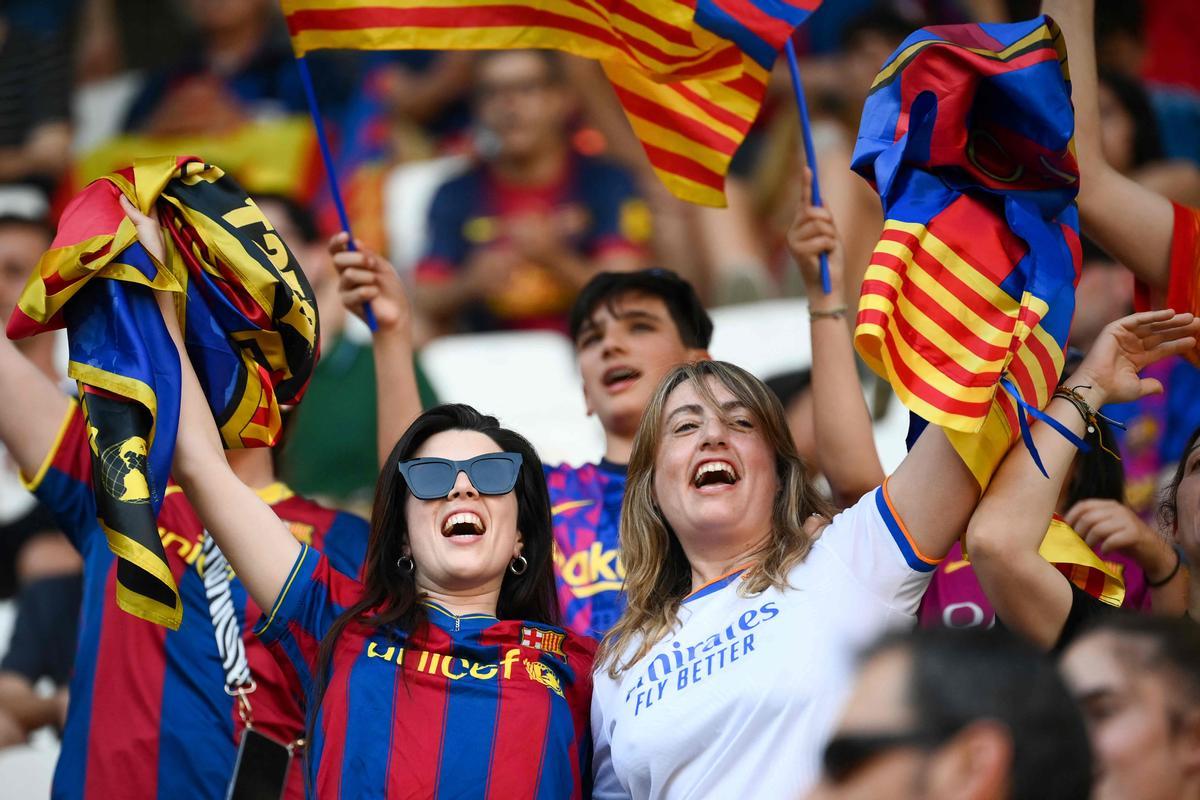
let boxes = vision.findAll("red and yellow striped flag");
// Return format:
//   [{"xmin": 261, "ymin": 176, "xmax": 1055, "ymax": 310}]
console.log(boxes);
[
  {"xmin": 283, "ymin": 0, "xmax": 743, "ymax": 82},
  {"xmin": 280, "ymin": 0, "xmax": 820, "ymax": 206}
]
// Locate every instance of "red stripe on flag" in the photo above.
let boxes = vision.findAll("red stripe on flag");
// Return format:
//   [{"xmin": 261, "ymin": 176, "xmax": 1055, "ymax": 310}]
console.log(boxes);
[
  {"xmin": 568, "ymin": 0, "xmax": 696, "ymax": 48},
  {"xmin": 641, "ymin": 142, "xmax": 727, "ymax": 192},
  {"xmin": 667, "ymin": 81, "xmax": 758, "ymax": 134},
  {"xmin": 872, "ymin": 239, "xmax": 1018, "ymax": 333},
  {"xmin": 858, "ymin": 305, "xmax": 997, "ymax": 417},
  {"xmin": 860, "ymin": 279, "xmax": 1002, "ymax": 388},
  {"xmin": 881, "ymin": 263, "xmax": 1013, "ymax": 363},
  {"xmin": 611, "ymin": 85, "xmax": 741, "ymax": 153},
  {"xmin": 708, "ymin": 0, "xmax": 801, "ymax": 48},
  {"xmin": 724, "ymin": 71, "xmax": 769, "ymax": 102}
]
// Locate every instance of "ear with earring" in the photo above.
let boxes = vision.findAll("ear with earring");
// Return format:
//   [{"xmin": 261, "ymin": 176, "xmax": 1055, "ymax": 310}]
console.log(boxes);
[{"xmin": 509, "ymin": 554, "xmax": 528, "ymax": 575}]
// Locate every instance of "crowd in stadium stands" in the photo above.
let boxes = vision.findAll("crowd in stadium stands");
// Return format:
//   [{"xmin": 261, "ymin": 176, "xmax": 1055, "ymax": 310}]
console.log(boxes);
[{"xmin": 0, "ymin": 0, "xmax": 1198, "ymax": 798}]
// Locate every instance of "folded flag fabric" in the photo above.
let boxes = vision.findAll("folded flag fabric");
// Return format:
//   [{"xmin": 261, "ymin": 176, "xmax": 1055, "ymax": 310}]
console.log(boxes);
[
  {"xmin": 961, "ymin": 516, "xmax": 1126, "ymax": 607},
  {"xmin": 7, "ymin": 156, "xmax": 319, "ymax": 628},
  {"xmin": 851, "ymin": 16, "xmax": 1082, "ymax": 488},
  {"xmin": 281, "ymin": 0, "xmax": 821, "ymax": 206}
]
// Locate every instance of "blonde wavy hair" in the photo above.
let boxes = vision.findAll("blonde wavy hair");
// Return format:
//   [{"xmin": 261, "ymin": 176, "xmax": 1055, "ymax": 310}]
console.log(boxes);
[{"xmin": 598, "ymin": 360, "xmax": 833, "ymax": 677}]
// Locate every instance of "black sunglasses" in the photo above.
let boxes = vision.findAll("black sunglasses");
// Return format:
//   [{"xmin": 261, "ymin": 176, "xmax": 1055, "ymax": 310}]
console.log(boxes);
[
  {"xmin": 398, "ymin": 453, "xmax": 524, "ymax": 500},
  {"xmin": 821, "ymin": 730, "xmax": 944, "ymax": 784}
]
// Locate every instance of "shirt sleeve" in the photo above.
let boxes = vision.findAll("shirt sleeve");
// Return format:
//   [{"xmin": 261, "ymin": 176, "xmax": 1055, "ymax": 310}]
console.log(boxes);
[
  {"xmin": 818, "ymin": 479, "xmax": 941, "ymax": 615},
  {"xmin": 415, "ymin": 180, "xmax": 470, "ymax": 284},
  {"xmin": 318, "ymin": 511, "xmax": 370, "ymax": 583},
  {"xmin": 590, "ymin": 672, "xmax": 629, "ymax": 800},
  {"xmin": 581, "ymin": 162, "xmax": 650, "ymax": 258},
  {"xmin": 1135, "ymin": 201, "xmax": 1200, "ymax": 365},
  {"xmin": 21, "ymin": 400, "xmax": 98, "ymax": 553},
  {"xmin": 253, "ymin": 544, "xmax": 364, "ymax": 696}
]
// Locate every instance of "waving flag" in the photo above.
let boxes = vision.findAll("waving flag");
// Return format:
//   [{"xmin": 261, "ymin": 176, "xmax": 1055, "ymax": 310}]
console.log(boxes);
[
  {"xmin": 7, "ymin": 156, "xmax": 319, "ymax": 628},
  {"xmin": 851, "ymin": 17, "xmax": 1081, "ymax": 488},
  {"xmin": 281, "ymin": 0, "xmax": 822, "ymax": 206}
]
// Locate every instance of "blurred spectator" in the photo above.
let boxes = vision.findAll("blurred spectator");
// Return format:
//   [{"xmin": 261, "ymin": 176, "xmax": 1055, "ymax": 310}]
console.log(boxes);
[
  {"xmin": 1069, "ymin": 240, "xmax": 1200, "ymax": 521},
  {"xmin": 1059, "ymin": 615, "xmax": 1200, "ymax": 800},
  {"xmin": 0, "ymin": 187, "xmax": 80, "ymax": 596},
  {"xmin": 767, "ymin": 369, "xmax": 817, "ymax": 467},
  {"xmin": 260, "ymin": 196, "xmax": 437, "ymax": 507},
  {"xmin": 0, "ymin": 3, "xmax": 76, "ymax": 190},
  {"xmin": 413, "ymin": 50, "xmax": 649, "ymax": 335},
  {"xmin": 1161, "ymin": 426, "xmax": 1199, "ymax": 625},
  {"xmin": 0, "ymin": 185, "xmax": 81, "ymax": 747},
  {"xmin": 122, "ymin": 0, "xmax": 355, "ymax": 137},
  {"xmin": 1096, "ymin": 69, "xmax": 1200, "ymax": 207},
  {"xmin": 807, "ymin": 627, "xmax": 1092, "ymax": 800}
]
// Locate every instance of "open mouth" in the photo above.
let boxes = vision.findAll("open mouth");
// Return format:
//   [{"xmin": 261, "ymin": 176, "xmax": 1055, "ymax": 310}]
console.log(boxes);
[
  {"xmin": 693, "ymin": 460, "xmax": 739, "ymax": 489},
  {"xmin": 442, "ymin": 511, "xmax": 486, "ymax": 538},
  {"xmin": 602, "ymin": 366, "xmax": 641, "ymax": 390}
]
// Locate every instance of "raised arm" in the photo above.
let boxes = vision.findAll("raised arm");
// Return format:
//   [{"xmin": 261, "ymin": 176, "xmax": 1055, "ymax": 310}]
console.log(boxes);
[
  {"xmin": 0, "ymin": 334, "xmax": 71, "ymax": 479},
  {"xmin": 786, "ymin": 172, "xmax": 885, "ymax": 505},
  {"xmin": 330, "ymin": 233, "xmax": 422, "ymax": 467},
  {"xmin": 1042, "ymin": 0, "xmax": 1175, "ymax": 288},
  {"xmin": 967, "ymin": 310, "xmax": 1199, "ymax": 649},
  {"xmin": 120, "ymin": 196, "xmax": 299, "ymax": 612}
]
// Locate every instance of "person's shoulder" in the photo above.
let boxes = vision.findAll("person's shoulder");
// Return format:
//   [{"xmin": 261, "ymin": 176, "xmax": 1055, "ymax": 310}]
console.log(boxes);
[
  {"xmin": 573, "ymin": 155, "xmax": 637, "ymax": 192},
  {"xmin": 433, "ymin": 160, "xmax": 487, "ymax": 198}
]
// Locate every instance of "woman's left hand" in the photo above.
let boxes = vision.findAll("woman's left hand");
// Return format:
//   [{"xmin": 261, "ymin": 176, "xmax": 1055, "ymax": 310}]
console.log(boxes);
[
  {"xmin": 1071, "ymin": 310, "xmax": 1200, "ymax": 406},
  {"xmin": 118, "ymin": 193, "xmax": 166, "ymax": 264},
  {"xmin": 1064, "ymin": 498, "xmax": 1177, "ymax": 581}
]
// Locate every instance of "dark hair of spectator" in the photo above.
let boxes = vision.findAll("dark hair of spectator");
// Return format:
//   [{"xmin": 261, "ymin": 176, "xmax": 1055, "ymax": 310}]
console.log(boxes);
[
  {"xmin": 306, "ymin": 404, "xmax": 559, "ymax": 752},
  {"xmin": 1064, "ymin": 415, "xmax": 1125, "ymax": 509},
  {"xmin": 840, "ymin": 5, "xmax": 920, "ymax": 51},
  {"xmin": 1078, "ymin": 612, "xmax": 1200, "ymax": 705},
  {"xmin": 1160, "ymin": 425, "xmax": 1200, "ymax": 532},
  {"xmin": 569, "ymin": 269, "xmax": 713, "ymax": 350},
  {"xmin": 1098, "ymin": 69, "xmax": 1164, "ymax": 169},
  {"xmin": 252, "ymin": 193, "xmax": 320, "ymax": 244},
  {"xmin": 864, "ymin": 627, "xmax": 1093, "ymax": 800},
  {"xmin": 0, "ymin": 215, "xmax": 53, "ymax": 240},
  {"xmin": 765, "ymin": 369, "xmax": 813, "ymax": 409}
]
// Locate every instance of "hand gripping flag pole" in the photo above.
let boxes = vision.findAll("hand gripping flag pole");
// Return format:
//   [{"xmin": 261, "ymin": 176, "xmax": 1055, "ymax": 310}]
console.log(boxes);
[
  {"xmin": 294, "ymin": 54, "xmax": 378, "ymax": 331},
  {"xmin": 784, "ymin": 39, "xmax": 832, "ymax": 295}
]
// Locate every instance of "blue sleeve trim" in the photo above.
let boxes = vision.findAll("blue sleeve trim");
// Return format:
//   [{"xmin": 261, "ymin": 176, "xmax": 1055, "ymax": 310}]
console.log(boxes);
[
  {"xmin": 875, "ymin": 485, "xmax": 939, "ymax": 573},
  {"xmin": 254, "ymin": 544, "xmax": 318, "ymax": 643}
]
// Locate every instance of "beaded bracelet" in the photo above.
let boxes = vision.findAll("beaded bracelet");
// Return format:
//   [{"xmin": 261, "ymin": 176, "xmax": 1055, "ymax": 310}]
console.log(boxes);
[
  {"xmin": 1146, "ymin": 546, "xmax": 1183, "ymax": 588},
  {"xmin": 809, "ymin": 305, "xmax": 848, "ymax": 320},
  {"xmin": 1052, "ymin": 384, "xmax": 1126, "ymax": 460}
]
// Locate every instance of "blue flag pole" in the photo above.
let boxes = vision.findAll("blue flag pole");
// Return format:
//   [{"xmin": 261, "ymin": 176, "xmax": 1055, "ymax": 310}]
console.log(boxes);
[
  {"xmin": 784, "ymin": 39, "xmax": 832, "ymax": 295},
  {"xmin": 294, "ymin": 54, "xmax": 378, "ymax": 331}
]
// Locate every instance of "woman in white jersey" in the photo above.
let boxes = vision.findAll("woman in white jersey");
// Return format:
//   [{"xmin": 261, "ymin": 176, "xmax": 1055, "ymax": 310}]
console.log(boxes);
[{"xmin": 590, "ymin": 198, "xmax": 1198, "ymax": 798}]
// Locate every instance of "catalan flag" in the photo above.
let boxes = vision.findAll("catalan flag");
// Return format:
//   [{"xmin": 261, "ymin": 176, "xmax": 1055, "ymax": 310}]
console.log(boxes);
[
  {"xmin": 281, "ymin": 0, "xmax": 822, "ymax": 206},
  {"xmin": 7, "ymin": 156, "xmax": 319, "ymax": 628},
  {"xmin": 851, "ymin": 17, "xmax": 1082, "ymax": 488}
]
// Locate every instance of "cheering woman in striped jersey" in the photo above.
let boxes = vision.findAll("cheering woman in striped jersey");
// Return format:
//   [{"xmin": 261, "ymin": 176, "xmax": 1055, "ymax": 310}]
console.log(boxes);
[{"xmin": 123, "ymin": 201, "xmax": 594, "ymax": 798}]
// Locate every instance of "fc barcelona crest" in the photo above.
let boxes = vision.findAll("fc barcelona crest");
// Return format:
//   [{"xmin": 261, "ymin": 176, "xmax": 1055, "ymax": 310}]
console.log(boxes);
[{"xmin": 520, "ymin": 626, "xmax": 566, "ymax": 660}]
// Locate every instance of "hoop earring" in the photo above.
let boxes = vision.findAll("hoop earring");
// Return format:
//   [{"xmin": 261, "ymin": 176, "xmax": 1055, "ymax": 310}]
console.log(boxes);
[
  {"xmin": 508, "ymin": 555, "xmax": 528, "ymax": 575},
  {"xmin": 397, "ymin": 555, "xmax": 415, "ymax": 574}
]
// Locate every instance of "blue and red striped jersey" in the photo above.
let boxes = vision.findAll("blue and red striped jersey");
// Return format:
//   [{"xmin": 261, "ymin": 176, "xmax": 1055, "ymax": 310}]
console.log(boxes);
[
  {"xmin": 544, "ymin": 460, "xmax": 627, "ymax": 639},
  {"xmin": 256, "ymin": 545, "xmax": 596, "ymax": 799},
  {"xmin": 416, "ymin": 154, "xmax": 648, "ymax": 333},
  {"xmin": 26, "ymin": 401, "xmax": 368, "ymax": 800}
]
